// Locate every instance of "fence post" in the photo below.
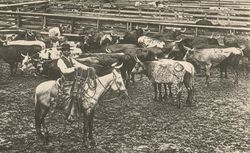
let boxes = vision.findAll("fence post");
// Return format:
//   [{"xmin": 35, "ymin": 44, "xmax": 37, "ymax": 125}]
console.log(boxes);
[
  {"xmin": 97, "ymin": 19, "xmax": 100, "ymax": 31},
  {"xmin": 42, "ymin": 16, "xmax": 47, "ymax": 29},
  {"xmin": 138, "ymin": 7, "xmax": 142, "ymax": 17},
  {"xmin": 70, "ymin": 18, "xmax": 75, "ymax": 33},
  {"xmin": 195, "ymin": 27, "xmax": 198, "ymax": 36},
  {"xmin": 16, "ymin": 8, "xmax": 22, "ymax": 28}
]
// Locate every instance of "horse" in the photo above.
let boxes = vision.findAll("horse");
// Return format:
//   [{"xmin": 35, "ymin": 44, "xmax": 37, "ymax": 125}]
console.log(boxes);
[{"xmin": 34, "ymin": 62, "xmax": 128, "ymax": 147}]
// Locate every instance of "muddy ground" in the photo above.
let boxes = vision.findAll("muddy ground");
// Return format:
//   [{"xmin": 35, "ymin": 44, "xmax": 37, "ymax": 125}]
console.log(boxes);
[{"xmin": 0, "ymin": 59, "xmax": 249, "ymax": 153}]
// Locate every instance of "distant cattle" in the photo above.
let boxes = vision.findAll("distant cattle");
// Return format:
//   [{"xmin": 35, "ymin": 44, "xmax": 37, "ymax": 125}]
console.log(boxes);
[
  {"xmin": 183, "ymin": 46, "xmax": 243, "ymax": 84},
  {"xmin": 146, "ymin": 28, "xmax": 186, "ymax": 41},
  {"xmin": 120, "ymin": 28, "xmax": 148, "ymax": 44},
  {"xmin": 80, "ymin": 31, "xmax": 120, "ymax": 53},
  {"xmin": 223, "ymin": 35, "xmax": 250, "ymax": 76}
]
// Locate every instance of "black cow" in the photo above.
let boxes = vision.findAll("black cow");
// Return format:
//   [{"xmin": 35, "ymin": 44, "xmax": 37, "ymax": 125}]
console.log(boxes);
[
  {"xmin": 224, "ymin": 35, "xmax": 250, "ymax": 76},
  {"xmin": 80, "ymin": 31, "xmax": 119, "ymax": 53},
  {"xmin": 104, "ymin": 44, "xmax": 164, "ymax": 85},
  {"xmin": 120, "ymin": 28, "xmax": 145, "ymax": 44}
]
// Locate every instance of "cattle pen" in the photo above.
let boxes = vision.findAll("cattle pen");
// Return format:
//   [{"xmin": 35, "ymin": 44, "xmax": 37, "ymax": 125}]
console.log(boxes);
[
  {"xmin": 0, "ymin": 0, "xmax": 250, "ymax": 153},
  {"xmin": 0, "ymin": 0, "xmax": 250, "ymax": 37}
]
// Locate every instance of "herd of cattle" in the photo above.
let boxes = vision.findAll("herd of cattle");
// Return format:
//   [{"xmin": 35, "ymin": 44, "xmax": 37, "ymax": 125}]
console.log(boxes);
[{"xmin": 0, "ymin": 25, "xmax": 249, "ymax": 106}]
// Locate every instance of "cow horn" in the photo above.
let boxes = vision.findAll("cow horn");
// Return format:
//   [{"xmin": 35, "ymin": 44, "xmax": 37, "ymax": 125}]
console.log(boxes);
[
  {"xmin": 175, "ymin": 38, "xmax": 183, "ymax": 43},
  {"xmin": 183, "ymin": 45, "xmax": 191, "ymax": 51},
  {"xmin": 115, "ymin": 62, "xmax": 123, "ymax": 69},
  {"xmin": 134, "ymin": 55, "xmax": 140, "ymax": 62},
  {"xmin": 210, "ymin": 33, "xmax": 214, "ymax": 39},
  {"xmin": 21, "ymin": 53, "xmax": 26, "ymax": 57},
  {"xmin": 180, "ymin": 28, "xmax": 186, "ymax": 33},
  {"xmin": 143, "ymin": 25, "xmax": 149, "ymax": 30},
  {"xmin": 214, "ymin": 34, "xmax": 221, "ymax": 39},
  {"xmin": 240, "ymin": 45, "xmax": 246, "ymax": 51},
  {"xmin": 135, "ymin": 25, "xmax": 139, "ymax": 29},
  {"xmin": 32, "ymin": 58, "xmax": 40, "ymax": 62},
  {"xmin": 106, "ymin": 48, "xmax": 112, "ymax": 53}
]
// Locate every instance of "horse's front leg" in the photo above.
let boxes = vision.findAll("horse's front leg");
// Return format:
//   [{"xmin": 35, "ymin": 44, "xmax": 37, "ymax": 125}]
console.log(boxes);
[
  {"xmin": 35, "ymin": 104, "xmax": 43, "ymax": 140},
  {"xmin": 82, "ymin": 109, "xmax": 89, "ymax": 147},
  {"xmin": 88, "ymin": 109, "xmax": 96, "ymax": 146}
]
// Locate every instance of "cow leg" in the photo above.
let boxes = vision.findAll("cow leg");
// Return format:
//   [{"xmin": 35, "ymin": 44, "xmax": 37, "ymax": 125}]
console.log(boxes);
[
  {"xmin": 168, "ymin": 84, "xmax": 173, "ymax": 98},
  {"xmin": 233, "ymin": 66, "xmax": 239, "ymax": 84},
  {"xmin": 152, "ymin": 83, "xmax": 158, "ymax": 101},
  {"xmin": 13, "ymin": 62, "xmax": 18, "ymax": 75},
  {"xmin": 88, "ymin": 109, "xmax": 96, "ymax": 146},
  {"xmin": 184, "ymin": 73, "xmax": 194, "ymax": 106},
  {"xmin": 220, "ymin": 67, "xmax": 224, "ymax": 78},
  {"xmin": 176, "ymin": 83, "xmax": 183, "ymax": 109},
  {"xmin": 158, "ymin": 83, "xmax": 163, "ymax": 101},
  {"xmin": 9, "ymin": 64, "xmax": 14, "ymax": 76},
  {"xmin": 130, "ymin": 73, "xmax": 135, "ymax": 84},
  {"xmin": 163, "ymin": 84, "xmax": 168, "ymax": 99},
  {"xmin": 224, "ymin": 67, "xmax": 228, "ymax": 79},
  {"xmin": 205, "ymin": 64, "xmax": 212, "ymax": 85}
]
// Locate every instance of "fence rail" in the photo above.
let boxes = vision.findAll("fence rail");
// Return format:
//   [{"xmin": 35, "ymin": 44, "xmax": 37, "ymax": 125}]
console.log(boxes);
[{"xmin": 0, "ymin": 10, "xmax": 250, "ymax": 36}]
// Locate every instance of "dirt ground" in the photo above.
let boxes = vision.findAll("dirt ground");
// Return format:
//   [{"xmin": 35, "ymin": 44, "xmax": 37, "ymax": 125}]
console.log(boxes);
[{"xmin": 0, "ymin": 59, "xmax": 249, "ymax": 153}]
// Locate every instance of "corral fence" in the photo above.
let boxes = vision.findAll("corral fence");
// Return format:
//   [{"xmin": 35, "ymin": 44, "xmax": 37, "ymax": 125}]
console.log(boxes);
[{"xmin": 0, "ymin": 0, "xmax": 250, "ymax": 37}]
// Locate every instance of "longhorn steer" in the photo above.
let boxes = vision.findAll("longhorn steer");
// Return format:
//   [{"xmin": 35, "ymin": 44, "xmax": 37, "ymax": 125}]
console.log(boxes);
[
  {"xmin": 132, "ymin": 57, "xmax": 195, "ymax": 108},
  {"xmin": 183, "ymin": 46, "xmax": 243, "ymax": 84}
]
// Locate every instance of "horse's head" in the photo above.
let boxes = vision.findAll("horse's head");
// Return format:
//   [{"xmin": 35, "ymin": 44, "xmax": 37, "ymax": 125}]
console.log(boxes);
[{"xmin": 110, "ymin": 62, "xmax": 128, "ymax": 97}]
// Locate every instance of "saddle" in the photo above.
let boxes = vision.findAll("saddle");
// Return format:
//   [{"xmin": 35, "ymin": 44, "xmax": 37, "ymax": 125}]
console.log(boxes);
[{"xmin": 50, "ymin": 67, "xmax": 97, "ymax": 117}]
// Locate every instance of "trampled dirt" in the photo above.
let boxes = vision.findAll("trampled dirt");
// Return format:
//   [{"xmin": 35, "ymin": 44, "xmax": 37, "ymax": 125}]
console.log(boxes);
[{"xmin": 0, "ymin": 60, "xmax": 249, "ymax": 153}]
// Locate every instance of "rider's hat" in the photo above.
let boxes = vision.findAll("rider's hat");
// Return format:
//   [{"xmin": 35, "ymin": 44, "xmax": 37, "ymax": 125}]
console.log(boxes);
[{"xmin": 60, "ymin": 43, "xmax": 70, "ymax": 52}]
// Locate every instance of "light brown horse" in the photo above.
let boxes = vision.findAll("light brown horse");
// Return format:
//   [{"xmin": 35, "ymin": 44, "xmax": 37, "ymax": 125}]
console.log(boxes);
[{"xmin": 34, "ymin": 63, "xmax": 128, "ymax": 146}]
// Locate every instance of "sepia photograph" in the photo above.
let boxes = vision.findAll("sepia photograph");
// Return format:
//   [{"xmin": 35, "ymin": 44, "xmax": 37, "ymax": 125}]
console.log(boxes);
[{"xmin": 0, "ymin": 0, "xmax": 249, "ymax": 152}]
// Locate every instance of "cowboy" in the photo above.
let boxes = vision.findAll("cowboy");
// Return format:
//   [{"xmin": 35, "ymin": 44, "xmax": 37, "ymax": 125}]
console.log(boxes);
[{"xmin": 57, "ymin": 43, "xmax": 89, "ymax": 121}]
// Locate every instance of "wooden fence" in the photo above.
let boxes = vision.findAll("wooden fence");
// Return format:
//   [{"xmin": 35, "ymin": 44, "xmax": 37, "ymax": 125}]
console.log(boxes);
[{"xmin": 0, "ymin": 10, "xmax": 250, "ymax": 36}]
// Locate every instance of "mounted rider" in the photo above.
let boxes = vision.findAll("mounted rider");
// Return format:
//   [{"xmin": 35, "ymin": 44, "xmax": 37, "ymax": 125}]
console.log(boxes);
[{"xmin": 57, "ymin": 43, "xmax": 93, "ymax": 121}]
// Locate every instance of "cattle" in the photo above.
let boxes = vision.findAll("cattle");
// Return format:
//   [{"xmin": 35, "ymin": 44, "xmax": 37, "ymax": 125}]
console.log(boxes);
[
  {"xmin": 2, "ymin": 30, "xmax": 37, "ymax": 41},
  {"xmin": 146, "ymin": 28, "xmax": 186, "ymax": 41},
  {"xmin": 7, "ymin": 40, "xmax": 46, "ymax": 50},
  {"xmin": 105, "ymin": 44, "xmax": 138, "ymax": 53},
  {"xmin": 138, "ymin": 36, "xmax": 184, "ymax": 58},
  {"xmin": 0, "ymin": 41, "xmax": 42, "ymax": 75},
  {"xmin": 183, "ymin": 46, "xmax": 243, "ymax": 85},
  {"xmin": 195, "ymin": 19, "xmax": 213, "ymax": 26},
  {"xmin": 132, "ymin": 57, "xmax": 195, "ymax": 108},
  {"xmin": 105, "ymin": 44, "xmax": 165, "ymax": 85},
  {"xmin": 80, "ymin": 31, "xmax": 119, "ymax": 53},
  {"xmin": 120, "ymin": 28, "xmax": 147, "ymax": 44},
  {"xmin": 223, "ymin": 35, "xmax": 250, "ymax": 76}
]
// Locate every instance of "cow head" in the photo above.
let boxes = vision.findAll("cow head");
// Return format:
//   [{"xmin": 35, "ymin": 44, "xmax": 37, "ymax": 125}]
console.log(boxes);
[
  {"xmin": 21, "ymin": 53, "xmax": 36, "ymax": 73},
  {"xmin": 131, "ymin": 56, "xmax": 145, "ymax": 74},
  {"xmin": 183, "ymin": 46, "xmax": 195, "ymax": 61}
]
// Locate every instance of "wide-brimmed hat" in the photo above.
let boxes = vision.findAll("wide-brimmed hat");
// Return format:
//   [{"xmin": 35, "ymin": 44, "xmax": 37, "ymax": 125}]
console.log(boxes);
[{"xmin": 60, "ymin": 43, "xmax": 71, "ymax": 52}]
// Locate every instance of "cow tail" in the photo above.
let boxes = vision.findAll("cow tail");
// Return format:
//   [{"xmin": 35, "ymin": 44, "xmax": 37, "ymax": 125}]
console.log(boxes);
[{"xmin": 34, "ymin": 93, "xmax": 41, "ymax": 130}]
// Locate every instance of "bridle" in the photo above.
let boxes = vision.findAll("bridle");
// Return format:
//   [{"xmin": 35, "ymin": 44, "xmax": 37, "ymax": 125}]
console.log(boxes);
[{"xmin": 83, "ymin": 70, "xmax": 123, "ymax": 102}]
